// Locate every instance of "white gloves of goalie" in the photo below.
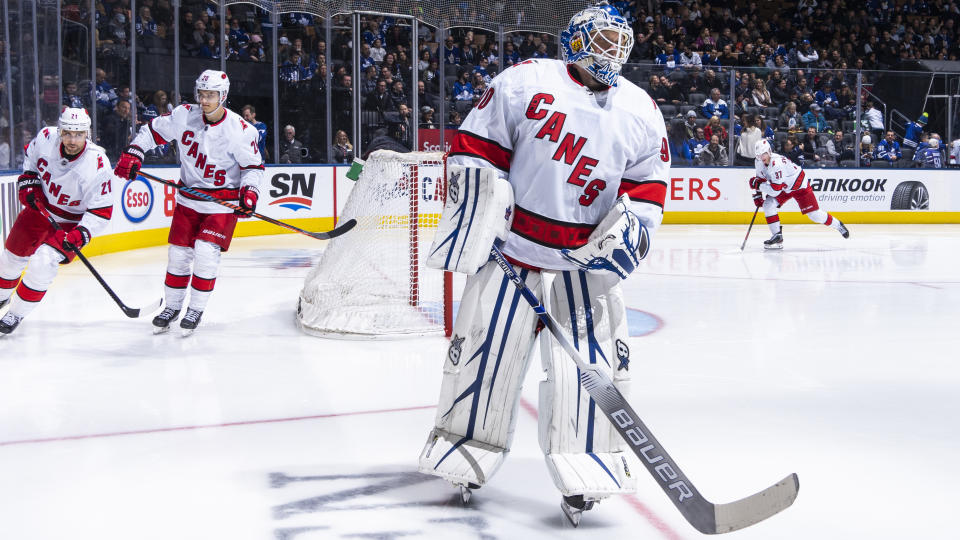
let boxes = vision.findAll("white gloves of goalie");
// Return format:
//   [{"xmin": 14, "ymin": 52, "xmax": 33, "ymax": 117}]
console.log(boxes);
[{"xmin": 560, "ymin": 196, "xmax": 650, "ymax": 280}]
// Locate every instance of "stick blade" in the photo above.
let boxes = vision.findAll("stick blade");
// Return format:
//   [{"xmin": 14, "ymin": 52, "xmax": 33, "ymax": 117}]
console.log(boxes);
[
  {"xmin": 123, "ymin": 298, "xmax": 163, "ymax": 319},
  {"xmin": 709, "ymin": 473, "xmax": 799, "ymax": 534},
  {"xmin": 309, "ymin": 218, "xmax": 357, "ymax": 240}
]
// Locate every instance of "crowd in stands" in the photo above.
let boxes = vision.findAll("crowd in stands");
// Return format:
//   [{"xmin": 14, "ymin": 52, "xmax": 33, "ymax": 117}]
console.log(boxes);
[{"xmin": 53, "ymin": 0, "xmax": 960, "ymax": 167}]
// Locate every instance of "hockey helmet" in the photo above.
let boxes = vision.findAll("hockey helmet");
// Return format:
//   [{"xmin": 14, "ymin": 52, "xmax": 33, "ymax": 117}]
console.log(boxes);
[
  {"xmin": 195, "ymin": 69, "xmax": 230, "ymax": 107},
  {"xmin": 58, "ymin": 106, "xmax": 91, "ymax": 136},
  {"xmin": 754, "ymin": 139, "xmax": 772, "ymax": 158},
  {"xmin": 560, "ymin": 3, "xmax": 634, "ymax": 87}
]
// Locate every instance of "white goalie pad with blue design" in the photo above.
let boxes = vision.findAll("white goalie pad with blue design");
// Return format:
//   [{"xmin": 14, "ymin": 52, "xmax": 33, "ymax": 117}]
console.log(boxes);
[
  {"xmin": 427, "ymin": 165, "xmax": 514, "ymax": 275},
  {"xmin": 560, "ymin": 195, "xmax": 650, "ymax": 280}
]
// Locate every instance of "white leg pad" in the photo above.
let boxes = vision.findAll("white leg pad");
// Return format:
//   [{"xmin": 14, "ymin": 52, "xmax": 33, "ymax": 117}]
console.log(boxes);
[
  {"xmin": 0, "ymin": 250, "xmax": 29, "ymax": 300},
  {"xmin": 188, "ymin": 240, "xmax": 222, "ymax": 311},
  {"xmin": 418, "ymin": 260, "xmax": 541, "ymax": 486},
  {"xmin": 165, "ymin": 245, "xmax": 194, "ymax": 310},
  {"xmin": 539, "ymin": 270, "xmax": 638, "ymax": 498},
  {"xmin": 9, "ymin": 245, "xmax": 63, "ymax": 318}
]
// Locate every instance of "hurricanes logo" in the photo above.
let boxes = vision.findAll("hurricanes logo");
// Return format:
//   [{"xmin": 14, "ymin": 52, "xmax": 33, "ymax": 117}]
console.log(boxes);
[
  {"xmin": 615, "ymin": 339, "xmax": 630, "ymax": 371},
  {"xmin": 448, "ymin": 172, "xmax": 461, "ymax": 203},
  {"xmin": 448, "ymin": 334, "xmax": 465, "ymax": 365}
]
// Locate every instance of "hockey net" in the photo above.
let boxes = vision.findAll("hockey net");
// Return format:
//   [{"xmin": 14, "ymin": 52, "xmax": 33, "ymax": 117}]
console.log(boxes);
[{"xmin": 297, "ymin": 150, "xmax": 452, "ymax": 338}]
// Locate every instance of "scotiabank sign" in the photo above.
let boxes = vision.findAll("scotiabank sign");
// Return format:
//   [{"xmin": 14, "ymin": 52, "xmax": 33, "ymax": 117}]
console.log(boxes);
[{"xmin": 418, "ymin": 128, "xmax": 458, "ymax": 153}]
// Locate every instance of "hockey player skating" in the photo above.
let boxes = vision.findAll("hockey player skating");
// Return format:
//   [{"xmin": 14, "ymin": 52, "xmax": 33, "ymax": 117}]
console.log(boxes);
[
  {"xmin": 749, "ymin": 139, "xmax": 849, "ymax": 249},
  {"xmin": 114, "ymin": 70, "xmax": 264, "ymax": 335},
  {"xmin": 0, "ymin": 108, "xmax": 115, "ymax": 334},
  {"xmin": 418, "ymin": 4, "xmax": 668, "ymax": 526}
]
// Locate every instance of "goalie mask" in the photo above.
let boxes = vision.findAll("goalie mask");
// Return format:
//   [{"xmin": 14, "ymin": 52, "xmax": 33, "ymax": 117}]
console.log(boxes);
[
  {"xmin": 58, "ymin": 107, "xmax": 91, "ymax": 137},
  {"xmin": 195, "ymin": 69, "xmax": 230, "ymax": 107},
  {"xmin": 560, "ymin": 3, "xmax": 634, "ymax": 87}
]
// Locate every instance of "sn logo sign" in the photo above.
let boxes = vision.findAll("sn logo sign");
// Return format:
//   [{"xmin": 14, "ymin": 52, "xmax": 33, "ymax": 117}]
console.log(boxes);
[{"xmin": 269, "ymin": 172, "xmax": 316, "ymax": 211}]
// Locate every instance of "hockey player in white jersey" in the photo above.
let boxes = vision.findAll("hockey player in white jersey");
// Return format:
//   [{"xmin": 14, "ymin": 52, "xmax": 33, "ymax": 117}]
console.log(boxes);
[
  {"xmin": 750, "ymin": 139, "xmax": 849, "ymax": 249},
  {"xmin": 114, "ymin": 70, "xmax": 264, "ymax": 334},
  {"xmin": 0, "ymin": 108, "xmax": 115, "ymax": 334},
  {"xmin": 418, "ymin": 4, "xmax": 667, "ymax": 526}
]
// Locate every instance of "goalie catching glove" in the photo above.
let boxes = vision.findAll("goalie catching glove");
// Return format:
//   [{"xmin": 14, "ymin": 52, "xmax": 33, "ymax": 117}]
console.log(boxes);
[
  {"xmin": 426, "ymin": 165, "xmax": 514, "ymax": 275},
  {"xmin": 560, "ymin": 195, "xmax": 649, "ymax": 280}
]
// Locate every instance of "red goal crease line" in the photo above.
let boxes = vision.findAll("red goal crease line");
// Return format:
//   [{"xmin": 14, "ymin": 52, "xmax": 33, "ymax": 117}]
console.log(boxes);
[{"xmin": 0, "ymin": 404, "xmax": 437, "ymax": 447}]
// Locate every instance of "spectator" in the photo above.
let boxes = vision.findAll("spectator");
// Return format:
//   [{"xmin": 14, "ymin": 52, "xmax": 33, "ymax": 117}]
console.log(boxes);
[
  {"xmin": 914, "ymin": 134, "xmax": 943, "ymax": 168},
  {"xmin": 770, "ymin": 78, "xmax": 791, "ymax": 105},
  {"xmin": 452, "ymin": 71, "xmax": 474, "ymax": 102},
  {"xmin": 136, "ymin": 6, "xmax": 158, "ymax": 37},
  {"xmin": 240, "ymin": 35, "xmax": 265, "ymax": 62},
  {"xmin": 874, "ymin": 130, "xmax": 902, "ymax": 163},
  {"xmin": 902, "ymin": 112, "xmax": 928, "ymax": 150},
  {"xmin": 329, "ymin": 129, "xmax": 354, "ymax": 164},
  {"xmin": 447, "ymin": 110, "xmax": 462, "ymax": 129},
  {"xmin": 441, "ymin": 36, "xmax": 461, "ymax": 66},
  {"xmin": 332, "ymin": 75, "xmax": 353, "ymax": 132},
  {"xmin": 365, "ymin": 80, "xmax": 393, "ymax": 113},
  {"xmin": 796, "ymin": 39, "xmax": 819, "ymax": 67},
  {"xmin": 679, "ymin": 43, "xmax": 702, "ymax": 69},
  {"xmin": 701, "ymin": 87, "xmax": 729, "ymax": 119},
  {"xmin": 655, "ymin": 43, "xmax": 681, "ymax": 71},
  {"xmin": 62, "ymin": 81, "xmax": 86, "ymax": 108},
  {"xmin": 389, "ymin": 80, "xmax": 407, "ymax": 110},
  {"xmin": 860, "ymin": 135, "xmax": 874, "ymax": 166},
  {"xmin": 228, "ymin": 18, "xmax": 248, "ymax": 47},
  {"xmin": 783, "ymin": 136, "xmax": 804, "ymax": 164},
  {"xmin": 147, "ymin": 90, "xmax": 173, "ymax": 118},
  {"xmin": 95, "ymin": 69, "xmax": 118, "ymax": 115},
  {"xmin": 359, "ymin": 43, "xmax": 375, "ymax": 72},
  {"xmin": 800, "ymin": 126, "xmax": 821, "ymax": 164},
  {"xmin": 241, "ymin": 105, "xmax": 269, "ymax": 161},
  {"xmin": 420, "ymin": 106, "xmax": 437, "ymax": 129},
  {"xmin": 751, "ymin": 79, "xmax": 773, "ymax": 108},
  {"xmin": 802, "ymin": 104, "xmax": 827, "ymax": 132},
  {"xmin": 370, "ymin": 38, "xmax": 386, "ymax": 63},
  {"xmin": 503, "ymin": 41, "xmax": 520, "ymax": 68},
  {"xmin": 360, "ymin": 65, "xmax": 378, "ymax": 96},
  {"xmin": 825, "ymin": 131, "xmax": 854, "ymax": 163},
  {"xmin": 697, "ymin": 134, "xmax": 728, "ymax": 165},
  {"xmin": 736, "ymin": 114, "xmax": 762, "ymax": 166},
  {"xmin": 417, "ymin": 80, "xmax": 437, "ymax": 113},
  {"xmin": 198, "ymin": 36, "xmax": 221, "ymax": 59},
  {"xmin": 684, "ymin": 126, "xmax": 709, "ymax": 163},
  {"xmin": 862, "ymin": 100, "xmax": 885, "ymax": 142},
  {"xmin": 99, "ymin": 99, "xmax": 132, "ymax": 161},
  {"xmin": 682, "ymin": 110, "xmax": 699, "ymax": 140},
  {"xmin": 704, "ymin": 115, "xmax": 727, "ymax": 145},
  {"xmin": 279, "ymin": 125, "xmax": 306, "ymax": 163},
  {"xmin": 649, "ymin": 75, "xmax": 666, "ymax": 103}
]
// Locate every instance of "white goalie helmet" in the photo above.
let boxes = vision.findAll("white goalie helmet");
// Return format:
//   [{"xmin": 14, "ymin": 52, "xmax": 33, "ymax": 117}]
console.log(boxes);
[
  {"xmin": 195, "ymin": 69, "xmax": 230, "ymax": 106},
  {"xmin": 754, "ymin": 139, "xmax": 772, "ymax": 158},
  {"xmin": 560, "ymin": 3, "xmax": 634, "ymax": 87},
  {"xmin": 58, "ymin": 107, "xmax": 92, "ymax": 136}
]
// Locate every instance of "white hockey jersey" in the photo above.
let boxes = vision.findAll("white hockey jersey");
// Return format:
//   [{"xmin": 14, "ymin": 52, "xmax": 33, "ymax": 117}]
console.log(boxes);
[
  {"xmin": 130, "ymin": 104, "xmax": 264, "ymax": 214},
  {"xmin": 755, "ymin": 153, "xmax": 807, "ymax": 198},
  {"xmin": 448, "ymin": 59, "xmax": 669, "ymax": 271},
  {"xmin": 23, "ymin": 127, "xmax": 115, "ymax": 237}
]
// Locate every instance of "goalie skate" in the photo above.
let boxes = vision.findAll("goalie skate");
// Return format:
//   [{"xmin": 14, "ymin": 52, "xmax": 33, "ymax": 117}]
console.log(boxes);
[{"xmin": 560, "ymin": 495, "xmax": 596, "ymax": 527}]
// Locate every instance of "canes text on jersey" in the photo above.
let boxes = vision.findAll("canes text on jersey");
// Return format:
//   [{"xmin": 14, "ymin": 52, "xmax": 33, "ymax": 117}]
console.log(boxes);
[{"xmin": 181, "ymin": 131, "xmax": 227, "ymax": 185}]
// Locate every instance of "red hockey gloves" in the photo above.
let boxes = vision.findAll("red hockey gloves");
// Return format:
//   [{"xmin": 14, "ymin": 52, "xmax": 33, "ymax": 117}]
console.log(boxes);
[
  {"xmin": 17, "ymin": 171, "xmax": 44, "ymax": 209},
  {"xmin": 753, "ymin": 191, "xmax": 764, "ymax": 208},
  {"xmin": 748, "ymin": 176, "xmax": 765, "ymax": 190},
  {"xmin": 236, "ymin": 185, "xmax": 258, "ymax": 217},
  {"xmin": 55, "ymin": 226, "xmax": 91, "ymax": 251},
  {"xmin": 114, "ymin": 146, "xmax": 145, "ymax": 180}
]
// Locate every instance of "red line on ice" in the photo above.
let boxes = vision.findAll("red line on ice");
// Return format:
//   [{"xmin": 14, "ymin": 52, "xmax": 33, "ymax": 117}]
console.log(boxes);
[
  {"xmin": 0, "ymin": 404, "xmax": 436, "ymax": 447},
  {"xmin": 518, "ymin": 397, "xmax": 684, "ymax": 540}
]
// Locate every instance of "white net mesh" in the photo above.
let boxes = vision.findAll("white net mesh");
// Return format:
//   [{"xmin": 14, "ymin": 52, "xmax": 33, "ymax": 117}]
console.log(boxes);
[{"xmin": 297, "ymin": 150, "xmax": 450, "ymax": 338}]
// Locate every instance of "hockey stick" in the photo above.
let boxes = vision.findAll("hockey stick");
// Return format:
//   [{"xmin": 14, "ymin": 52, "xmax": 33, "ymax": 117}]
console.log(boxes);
[
  {"xmin": 740, "ymin": 204, "xmax": 760, "ymax": 251},
  {"xmin": 28, "ymin": 195, "xmax": 162, "ymax": 318},
  {"xmin": 489, "ymin": 245, "xmax": 799, "ymax": 534},
  {"xmin": 137, "ymin": 171, "xmax": 356, "ymax": 240}
]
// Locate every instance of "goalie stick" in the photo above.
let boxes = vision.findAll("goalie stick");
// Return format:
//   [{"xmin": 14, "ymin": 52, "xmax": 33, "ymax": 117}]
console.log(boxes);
[
  {"xmin": 138, "ymin": 171, "xmax": 356, "ymax": 240},
  {"xmin": 29, "ymin": 195, "xmax": 162, "ymax": 318},
  {"xmin": 489, "ymin": 245, "xmax": 799, "ymax": 534}
]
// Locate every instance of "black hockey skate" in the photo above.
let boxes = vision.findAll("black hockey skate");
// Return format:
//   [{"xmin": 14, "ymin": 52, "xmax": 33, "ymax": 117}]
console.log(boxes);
[
  {"xmin": 837, "ymin": 220, "xmax": 850, "ymax": 239},
  {"xmin": 763, "ymin": 232, "xmax": 784, "ymax": 250},
  {"xmin": 180, "ymin": 308, "xmax": 203, "ymax": 336},
  {"xmin": 0, "ymin": 312, "xmax": 23, "ymax": 335},
  {"xmin": 152, "ymin": 307, "xmax": 180, "ymax": 334},
  {"xmin": 561, "ymin": 495, "xmax": 596, "ymax": 527}
]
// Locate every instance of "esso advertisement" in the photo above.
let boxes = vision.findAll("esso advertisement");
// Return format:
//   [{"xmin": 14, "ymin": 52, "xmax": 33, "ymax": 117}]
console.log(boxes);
[{"xmin": 121, "ymin": 177, "xmax": 154, "ymax": 222}]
